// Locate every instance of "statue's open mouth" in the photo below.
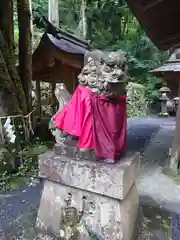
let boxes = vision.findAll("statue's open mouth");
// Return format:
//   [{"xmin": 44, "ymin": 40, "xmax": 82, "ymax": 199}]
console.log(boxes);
[{"xmin": 106, "ymin": 75, "xmax": 126, "ymax": 83}]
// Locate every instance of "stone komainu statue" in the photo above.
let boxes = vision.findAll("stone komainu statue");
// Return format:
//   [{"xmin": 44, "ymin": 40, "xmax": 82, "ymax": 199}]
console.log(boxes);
[
  {"xmin": 79, "ymin": 49, "xmax": 128, "ymax": 96},
  {"xmin": 51, "ymin": 49, "xmax": 128, "ymax": 163}
]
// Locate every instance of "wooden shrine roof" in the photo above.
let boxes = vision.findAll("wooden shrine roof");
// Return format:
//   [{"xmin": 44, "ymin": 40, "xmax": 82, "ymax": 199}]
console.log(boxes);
[
  {"xmin": 32, "ymin": 32, "xmax": 90, "ymax": 65},
  {"xmin": 32, "ymin": 19, "xmax": 92, "ymax": 82},
  {"xmin": 126, "ymin": 0, "xmax": 180, "ymax": 50},
  {"xmin": 150, "ymin": 48, "xmax": 180, "ymax": 77}
]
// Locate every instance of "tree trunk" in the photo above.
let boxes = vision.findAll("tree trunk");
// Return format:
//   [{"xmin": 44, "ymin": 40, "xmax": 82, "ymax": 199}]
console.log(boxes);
[
  {"xmin": 97, "ymin": 0, "xmax": 102, "ymax": 8},
  {"xmin": 0, "ymin": 1, "xmax": 27, "ymax": 115},
  {"xmin": 48, "ymin": 0, "xmax": 59, "ymax": 28},
  {"xmin": 17, "ymin": 0, "xmax": 32, "ymax": 113},
  {"xmin": 0, "ymin": 30, "xmax": 21, "ymax": 115},
  {"xmin": 0, "ymin": 0, "xmax": 14, "ymax": 50},
  {"xmin": 86, "ymin": 10, "xmax": 92, "ymax": 42},
  {"xmin": 48, "ymin": 0, "xmax": 59, "ymax": 114}
]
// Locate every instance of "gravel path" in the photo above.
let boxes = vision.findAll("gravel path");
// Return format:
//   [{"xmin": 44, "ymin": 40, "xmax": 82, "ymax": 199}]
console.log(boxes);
[
  {"xmin": 0, "ymin": 115, "xmax": 177, "ymax": 238},
  {"xmin": 127, "ymin": 116, "xmax": 180, "ymax": 213},
  {"xmin": 0, "ymin": 182, "xmax": 43, "ymax": 231}
]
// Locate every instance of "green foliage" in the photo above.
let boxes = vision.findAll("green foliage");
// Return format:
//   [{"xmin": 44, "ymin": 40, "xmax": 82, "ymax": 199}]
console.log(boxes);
[
  {"xmin": 32, "ymin": 0, "xmax": 48, "ymax": 18},
  {"xmin": 126, "ymin": 82, "xmax": 148, "ymax": 117},
  {"xmin": 0, "ymin": 142, "xmax": 49, "ymax": 191},
  {"xmin": 31, "ymin": 0, "xmax": 168, "ymax": 105},
  {"xmin": 16, "ymin": 143, "xmax": 48, "ymax": 177},
  {"xmin": 0, "ymin": 148, "xmax": 14, "ymax": 172}
]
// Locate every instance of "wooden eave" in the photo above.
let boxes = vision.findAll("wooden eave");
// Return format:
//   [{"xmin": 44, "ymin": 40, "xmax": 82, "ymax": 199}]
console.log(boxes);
[{"xmin": 126, "ymin": 0, "xmax": 180, "ymax": 50}]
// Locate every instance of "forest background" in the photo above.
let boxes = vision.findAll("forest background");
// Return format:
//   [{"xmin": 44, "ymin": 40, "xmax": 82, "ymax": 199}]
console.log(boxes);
[{"xmin": 29, "ymin": 0, "xmax": 168, "ymax": 100}]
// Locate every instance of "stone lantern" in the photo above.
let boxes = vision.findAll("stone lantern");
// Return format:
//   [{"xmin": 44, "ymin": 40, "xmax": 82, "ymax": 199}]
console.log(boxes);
[{"xmin": 159, "ymin": 84, "xmax": 171, "ymax": 117}]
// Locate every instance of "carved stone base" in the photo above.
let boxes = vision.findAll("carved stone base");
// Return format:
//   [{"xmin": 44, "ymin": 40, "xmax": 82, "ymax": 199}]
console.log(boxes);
[{"xmin": 37, "ymin": 151, "xmax": 140, "ymax": 240}]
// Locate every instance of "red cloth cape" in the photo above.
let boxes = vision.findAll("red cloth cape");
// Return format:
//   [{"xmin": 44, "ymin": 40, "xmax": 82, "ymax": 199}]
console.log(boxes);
[
  {"xmin": 52, "ymin": 85, "xmax": 126, "ymax": 160},
  {"xmin": 52, "ymin": 85, "xmax": 93, "ymax": 149},
  {"xmin": 91, "ymin": 93, "xmax": 126, "ymax": 160}
]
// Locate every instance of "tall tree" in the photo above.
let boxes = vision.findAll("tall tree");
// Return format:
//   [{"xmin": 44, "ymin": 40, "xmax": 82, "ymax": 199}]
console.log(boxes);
[
  {"xmin": 17, "ymin": 0, "xmax": 33, "ymax": 113},
  {"xmin": 0, "ymin": 0, "xmax": 14, "ymax": 50},
  {"xmin": 48, "ymin": 0, "xmax": 59, "ymax": 114},
  {"xmin": 0, "ymin": 30, "xmax": 22, "ymax": 115},
  {"xmin": 0, "ymin": 0, "xmax": 27, "ymax": 115},
  {"xmin": 48, "ymin": 0, "xmax": 59, "ymax": 28}
]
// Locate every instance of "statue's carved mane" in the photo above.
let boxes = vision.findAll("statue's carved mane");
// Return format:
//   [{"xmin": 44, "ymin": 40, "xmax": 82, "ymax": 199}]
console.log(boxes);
[{"xmin": 78, "ymin": 49, "xmax": 128, "ymax": 96}]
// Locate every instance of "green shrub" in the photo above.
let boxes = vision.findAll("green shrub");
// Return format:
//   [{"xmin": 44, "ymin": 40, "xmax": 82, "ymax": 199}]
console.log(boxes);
[{"xmin": 126, "ymin": 82, "xmax": 149, "ymax": 118}]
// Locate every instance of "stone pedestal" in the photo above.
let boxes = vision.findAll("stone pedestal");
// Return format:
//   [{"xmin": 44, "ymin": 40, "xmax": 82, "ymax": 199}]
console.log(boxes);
[{"xmin": 37, "ymin": 151, "xmax": 140, "ymax": 240}]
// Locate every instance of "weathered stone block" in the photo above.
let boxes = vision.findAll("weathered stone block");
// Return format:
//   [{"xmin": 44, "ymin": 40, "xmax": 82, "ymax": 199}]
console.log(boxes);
[
  {"xmin": 37, "ymin": 152, "xmax": 140, "ymax": 239},
  {"xmin": 37, "ymin": 180, "xmax": 139, "ymax": 240},
  {"xmin": 39, "ymin": 151, "xmax": 140, "ymax": 200}
]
